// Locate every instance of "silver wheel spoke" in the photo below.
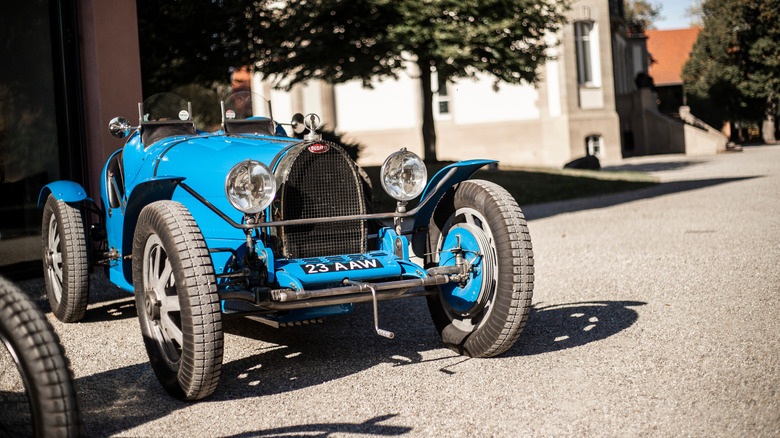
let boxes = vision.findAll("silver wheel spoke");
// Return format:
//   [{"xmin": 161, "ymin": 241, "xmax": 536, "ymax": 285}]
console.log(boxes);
[
  {"xmin": 160, "ymin": 311, "xmax": 183, "ymax": 347},
  {"xmin": 46, "ymin": 215, "xmax": 64, "ymax": 301},
  {"xmin": 155, "ymin": 263, "xmax": 173, "ymax": 293},
  {"xmin": 160, "ymin": 293, "xmax": 180, "ymax": 313},
  {"xmin": 142, "ymin": 233, "xmax": 183, "ymax": 363},
  {"xmin": 48, "ymin": 219, "xmax": 59, "ymax": 250},
  {"xmin": 53, "ymin": 266, "xmax": 63, "ymax": 283},
  {"xmin": 149, "ymin": 246, "xmax": 162, "ymax": 286}
]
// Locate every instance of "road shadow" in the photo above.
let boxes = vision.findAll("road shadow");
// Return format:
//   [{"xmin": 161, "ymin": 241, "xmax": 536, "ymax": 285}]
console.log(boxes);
[
  {"xmin": 67, "ymin": 298, "xmax": 431, "ymax": 436},
  {"xmin": 74, "ymin": 355, "xmax": 412, "ymax": 437},
  {"xmin": 222, "ymin": 414, "xmax": 411, "ymax": 437},
  {"xmin": 80, "ymin": 296, "xmax": 138, "ymax": 322},
  {"xmin": 15, "ymin": 270, "xmax": 134, "ymax": 317},
  {"xmin": 509, "ymin": 301, "xmax": 646, "ymax": 356},
  {"xmin": 65, "ymin": 297, "xmax": 644, "ymax": 435},
  {"xmin": 523, "ymin": 176, "xmax": 758, "ymax": 221},
  {"xmin": 601, "ymin": 159, "xmax": 706, "ymax": 173},
  {"xmin": 216, "ymin": 298, "xmax": 446, "ymax": 399}
]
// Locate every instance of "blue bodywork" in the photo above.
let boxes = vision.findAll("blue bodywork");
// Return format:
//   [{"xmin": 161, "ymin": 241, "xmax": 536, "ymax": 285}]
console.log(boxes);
[{"xmin": 40, "ymin": 104, "xmax": 493, "ymax": 325}]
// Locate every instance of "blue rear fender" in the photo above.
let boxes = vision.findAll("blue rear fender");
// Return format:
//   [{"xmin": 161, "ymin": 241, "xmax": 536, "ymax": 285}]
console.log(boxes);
[
  {"xmin": 410, "ymin": 159, "xmax": 496, "ymax": 258},
  {"xmin": 38, "ymin": 180, "xmax": 89, "ymax": 208}
]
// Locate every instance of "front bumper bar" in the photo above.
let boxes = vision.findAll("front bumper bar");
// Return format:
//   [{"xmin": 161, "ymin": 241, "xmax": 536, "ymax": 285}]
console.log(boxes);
[{"xmin": 219, "ymin": 265, "xmax": 460, "ymax": 311}]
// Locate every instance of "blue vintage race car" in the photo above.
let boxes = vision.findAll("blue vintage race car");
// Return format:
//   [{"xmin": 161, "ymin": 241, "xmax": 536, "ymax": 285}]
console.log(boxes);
[{"xmin": 39, "ymin": 91, "xmax": 534, "ymax": 400}]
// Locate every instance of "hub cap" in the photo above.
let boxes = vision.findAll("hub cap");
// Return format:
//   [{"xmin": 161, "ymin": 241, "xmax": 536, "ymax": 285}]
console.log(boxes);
[{"xmin": 437, "ymin": 207, "xmax": 499, "ymax": 332}]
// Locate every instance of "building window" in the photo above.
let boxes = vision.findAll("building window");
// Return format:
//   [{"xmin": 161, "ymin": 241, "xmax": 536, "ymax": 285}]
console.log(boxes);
[
  {"xmin": 435, "ymin": 72, "xmax": 451, "ymax": 117},
  {"xmin": 586, "ymin": 134, "xmax": 603, "ymax": 157},
  {"xmin": 575, "ymin": 21, "xmax": 600, "ymax": 87}
]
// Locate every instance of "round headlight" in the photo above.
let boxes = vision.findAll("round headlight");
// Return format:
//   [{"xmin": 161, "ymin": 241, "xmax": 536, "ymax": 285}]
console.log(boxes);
[
  {"xmin": 225, "ymin": 160, "xmax": 276, "ymax": 214},
  {"xmin": 380, "ymin": 149, "xmax": 427, "ymax": 201}
]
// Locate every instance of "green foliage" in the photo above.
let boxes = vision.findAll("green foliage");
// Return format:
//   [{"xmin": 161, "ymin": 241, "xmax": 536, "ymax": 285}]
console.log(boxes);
[
  {"xmin": 362, "ymin": 164, "xmax": 656, "ymax": 211},
  {"xmin": 253, "ymin": 0, "xmax": 567, "ymax": 89},
  {"xmin": 136, "ymin": 0, "xmax": 255, "ymax": 95},
  {"xmin": 625, "ymin": 0, "xmax": 663, "ymax": 33},
  {"xmin": 682, "ymin": 0, "xmax": 780, "ymax": 132}
]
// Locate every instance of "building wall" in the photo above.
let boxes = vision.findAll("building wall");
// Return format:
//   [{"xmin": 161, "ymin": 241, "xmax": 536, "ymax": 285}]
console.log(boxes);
[
  {"xmin": 562, "ymin": 0, "xmax": 623, "ymax": 163},
  {"xmin": 332, "ymin": 68, "xmax": 555, "ymax": 166},
  {"xmin": 78, "ymin": 0, "xmax": 144, "ymax": 198}
]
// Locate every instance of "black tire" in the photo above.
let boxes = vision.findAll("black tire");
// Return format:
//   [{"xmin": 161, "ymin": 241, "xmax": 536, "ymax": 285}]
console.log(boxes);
[
  {"xmin": 426, "ymin": 179, "xmax": 534, "ymax": 357},
  {"xmin": 132, "ymin": 201, "xmax": 223, "ymax": 400},
  {"xmin": 41, "ymin": 196, "xmax": 90, "ymax": 323},
  {"xmin": 0, "ymin": 276, "xmax": 83, "ymax": 437}
]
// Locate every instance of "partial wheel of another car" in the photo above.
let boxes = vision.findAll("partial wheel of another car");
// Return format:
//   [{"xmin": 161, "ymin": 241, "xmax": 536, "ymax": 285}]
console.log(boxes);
[{"xmin": 0, "ymin": 276, "xmax": 83, "ymax": 437}]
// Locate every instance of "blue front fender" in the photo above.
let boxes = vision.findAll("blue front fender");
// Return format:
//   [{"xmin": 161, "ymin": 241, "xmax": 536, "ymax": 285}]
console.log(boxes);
[
  {"xmin": 412, "ymin": 160, "xmax": 495, "ymax": 230},
  {"xmin": 38, "ymin": 180, "xmax": 88, "ymax": 208},
  {"xmin": 410, "ymin": 159, "xmax": 496, "ymax": 258}
]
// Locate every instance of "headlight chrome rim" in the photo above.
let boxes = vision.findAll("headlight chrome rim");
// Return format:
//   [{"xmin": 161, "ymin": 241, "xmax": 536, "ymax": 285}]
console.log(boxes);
[
  {"xmin": 225, "ymin": 159, "xmax": 276, "ymax": 214},
  {"xmin": 380, "ymin": 149, "xmax": 427, "ymax": 201}
]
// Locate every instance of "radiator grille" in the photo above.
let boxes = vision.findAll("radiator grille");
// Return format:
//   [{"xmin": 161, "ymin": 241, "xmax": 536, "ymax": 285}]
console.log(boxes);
[{"xmin": 279, "ymin": 143, "xmax": 367, "ymax": 259}]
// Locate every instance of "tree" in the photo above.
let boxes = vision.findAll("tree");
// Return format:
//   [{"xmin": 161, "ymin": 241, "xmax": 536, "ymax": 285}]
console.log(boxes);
[
  {"xmin": 252, "ymin": 0, "xmax": 567, "ymax": 162},
  {"xmin": 625, "ymin": 0, "xmax": 662, "ymax": 34},
  {"xmin": 136, "ymin": 0, "xmax": 256, "ymax": 95},
  {"xmin": 682, "ymin": 0, "xmax": 780, "ymax": 143}
]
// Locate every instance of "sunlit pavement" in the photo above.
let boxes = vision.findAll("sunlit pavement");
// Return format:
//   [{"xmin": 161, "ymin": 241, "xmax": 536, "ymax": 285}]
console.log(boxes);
[{"xmin": 10, "ymin": 144, "xmax": 780, "ymax": 437}]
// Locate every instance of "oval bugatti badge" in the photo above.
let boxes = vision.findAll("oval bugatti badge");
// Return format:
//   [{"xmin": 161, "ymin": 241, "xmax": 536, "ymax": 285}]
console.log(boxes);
[{"xmin": 308, "ymin": 143, "xmax": 330, "ymax": 154}]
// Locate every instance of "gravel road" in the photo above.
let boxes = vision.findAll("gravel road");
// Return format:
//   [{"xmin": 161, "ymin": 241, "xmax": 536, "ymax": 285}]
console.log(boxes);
[{"xmin": 8, "ymin": 144, "xmax": 780, "ymax": 437}]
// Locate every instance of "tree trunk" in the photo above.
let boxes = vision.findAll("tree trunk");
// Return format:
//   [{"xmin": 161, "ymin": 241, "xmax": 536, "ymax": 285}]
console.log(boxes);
[
  {"xmin": 418, "ymin": 59, "xmax": 437, "ymax": 162},
  {"xmin": 762, "ymin": 96, "xmax": 777, "ymax": 144}
]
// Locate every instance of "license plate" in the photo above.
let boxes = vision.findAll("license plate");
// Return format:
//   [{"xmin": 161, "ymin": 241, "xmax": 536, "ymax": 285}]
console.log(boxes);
[{"xmin": 302, "ymin": 259, "xmax": 384, "ymax": 275}]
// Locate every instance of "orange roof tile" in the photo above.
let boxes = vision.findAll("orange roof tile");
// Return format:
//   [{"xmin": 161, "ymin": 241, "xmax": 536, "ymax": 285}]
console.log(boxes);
[{"xmin": 646, "ymin": 28, "xmax": 700, "ymax": 86}]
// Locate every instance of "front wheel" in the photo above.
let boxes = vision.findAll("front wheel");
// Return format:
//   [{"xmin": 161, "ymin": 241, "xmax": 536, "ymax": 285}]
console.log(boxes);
[
  {"xmin": 426, "ymin": 180, "xmax": 534, "ymax": 357},
  {"xmin": 132, "ymin": 201, "xmax": 223, "ymax": 401}
]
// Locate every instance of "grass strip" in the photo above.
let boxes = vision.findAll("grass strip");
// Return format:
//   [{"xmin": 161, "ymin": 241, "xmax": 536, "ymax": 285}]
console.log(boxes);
[{"xmin": 362, "ymin": 163, "xmax": 658, "ymax": 210}]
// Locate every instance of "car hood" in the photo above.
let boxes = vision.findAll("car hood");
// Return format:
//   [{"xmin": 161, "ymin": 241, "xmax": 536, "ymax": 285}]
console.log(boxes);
[
  {"xmin": 121, "ymin": 134, "xmax": 300, "ymax": 232},
  {"xmin": 153, "ymin": 134, "xmax": 298, "ymax": 181}
]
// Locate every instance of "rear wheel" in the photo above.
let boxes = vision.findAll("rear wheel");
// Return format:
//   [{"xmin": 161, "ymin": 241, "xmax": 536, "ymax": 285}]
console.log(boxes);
[
  {"xmin": 132, "ymin": 201, "xmax": 223, "ymax": 401},
  {"xmin": 426, "ymin": 180, "xmax": 534, "ymax": 357},
  {"xmin": 41, "ymin": 196, "xmax": 89, "ymax": 323},
  {"xmin": 0, "ymin": 276, "xmax": 82, "ymax": 437}
]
